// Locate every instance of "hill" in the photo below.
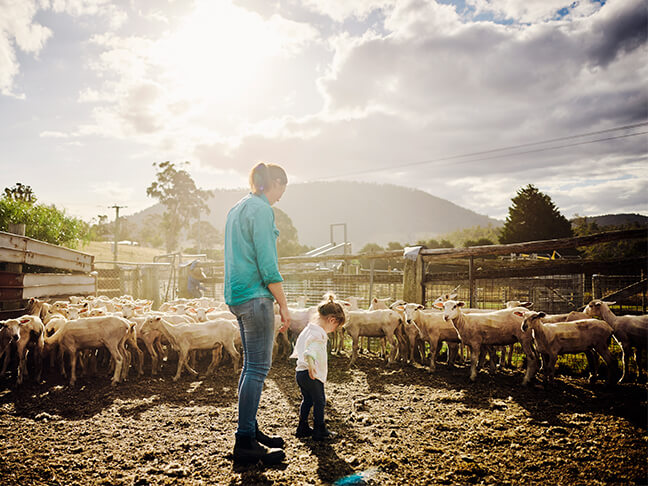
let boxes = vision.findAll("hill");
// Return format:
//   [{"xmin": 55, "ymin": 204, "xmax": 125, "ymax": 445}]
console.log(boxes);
[
  {"xmin": 571, "ymin": 213, "xmax": 648, "ymax": 228},
  {"xmin": 126, "ymin": 181, "xmax": 500, "ymax": 249}
]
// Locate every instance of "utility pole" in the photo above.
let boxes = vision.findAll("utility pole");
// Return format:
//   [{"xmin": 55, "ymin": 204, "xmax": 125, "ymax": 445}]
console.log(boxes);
[{"xmin": 110, "ymin": 204, "xmax": 127, "ymax": 263}]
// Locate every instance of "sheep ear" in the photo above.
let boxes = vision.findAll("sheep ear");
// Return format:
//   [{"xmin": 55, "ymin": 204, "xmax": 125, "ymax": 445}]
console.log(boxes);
[
  {"xmin": 457, "ymin": 301, "xmax": 465, "ymax": 307},
  {"xmin": 522, "ymin": 301, "xmax": 533, "ymax": 308},
  {"xmin": 207, "ymin": 307, "xmax": 215, "ymax": 312},
  {"xmin": 417, "ymin": 305, "xmax": 424, "ymax": 310},
  {"xmin": 604, "ymin": 301, "xmax": 616, "ymax": 306},
  {"xmin": 188, "ymin": 308, "xmax": 196, "ymax": 314},
  {"xmin": 395, "ymin": 305, "xmax": 404, "ymax": 311},
  {"xmin": 538, "ymin": 312, "xmax": 546, "ymax": 318},
  {"xmin": 513, "ymin": 311, "xmax": 524, "ymax": 317},
  {"xmin": 433, "ymin": 301, "xmax": 444, "ymax": 309},
  {"xmin": 448, "ymin": 293, "xmax": 458, "ymax": 300}
]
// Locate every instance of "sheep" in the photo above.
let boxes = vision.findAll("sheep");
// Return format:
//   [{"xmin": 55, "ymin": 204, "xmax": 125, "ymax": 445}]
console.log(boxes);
[
  {"xmin": 44, "ymin": 315, "xmax": 132, "ymax": 386},
  {"xmin": 584, "ymin": 300, "xmax": 648, "ymax": 382},
  {"xmin": 396, "ymin": 303, "xmax": 460, "ymax": 371},
  {"xmin": 343, "ymin": 309, "xmax": 403, "ymax": 367},
  {"xmin": 520, "ymin": 311, "xmax": 617, "ymax": 385},
  {"xmin": 0, "ymin": 319, "xmax": 21, "ymax": 377},
  {"xmin": 140, "ymin": 316, "xmax": 240, "ymax": 381},
  {"xmin": 538, "ymin": 311, "xmax": 590, "ymax": 323},
  {"xmin": 441, "ymin": 300, "xmax": 537, "ymax": 383},
  {"xmin": 1, "ymin": 315, "xmax": 45, "ymax": 385}
]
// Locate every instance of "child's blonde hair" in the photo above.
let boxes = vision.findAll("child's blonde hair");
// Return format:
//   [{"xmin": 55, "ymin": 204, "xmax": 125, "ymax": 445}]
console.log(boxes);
[{"xmin": 318, "ymin": 293, "xmax": 346, "ymax": 325}]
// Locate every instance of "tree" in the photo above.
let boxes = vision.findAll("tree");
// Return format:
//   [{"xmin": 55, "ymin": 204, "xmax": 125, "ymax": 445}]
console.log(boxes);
[
  {"xmin": 187, "ymin": 220, "xmax": 222, "ymax": 249},
  {"xmin": 499, "ymin": 184, "xmax": 572, "ymax": 244},
  {"xmin": 440, "ymin": 224, "xmax": 501, "ymax": 248},
  {"xmin": 4, "ymin": 182, "xmax": 36, "ymax": 203},
  {"xmin": 146, "ymin": 161, "xmax": 213, "ymax": 252},
  {"xmin": 274, "ymin": 207, "xmax": 311, "ymax": 257},
  {"xmin": 137, "ymin": 214, "xmax": 165, "ymax": 248},
  {"xmin": 464, "ymin": 238, "xmax": 495, "ymax": 247},
  {"xmin": 0, "ymin": 190, "xmax": 88, "ymax": 248},
  {"xmin": 416, "ymin": 238, "xmax": 454, "ymax": 249},
  {"xmin": 572, "ymin": 216, "xmax": 647, "ymax": 260}
]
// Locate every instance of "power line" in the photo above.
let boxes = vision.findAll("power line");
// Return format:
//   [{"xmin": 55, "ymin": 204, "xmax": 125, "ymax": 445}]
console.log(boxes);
[{"xmin": 316, "ymin": 122, "xmax": 648, "ymax": 180}]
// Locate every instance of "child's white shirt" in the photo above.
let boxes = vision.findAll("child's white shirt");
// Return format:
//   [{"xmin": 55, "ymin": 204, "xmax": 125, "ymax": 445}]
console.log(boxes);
[{"xmin": 290, "ymin": 322, "xmax": 329, "ymax": 383}]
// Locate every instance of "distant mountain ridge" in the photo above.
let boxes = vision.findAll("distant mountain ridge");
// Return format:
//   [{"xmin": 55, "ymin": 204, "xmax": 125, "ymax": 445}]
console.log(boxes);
[
  {"xmin": 570, "ymin": 213, "xmax": 648, "ymax": 227},
  {"xmin": 126, "ymin": 181, "xmax": 500, "ymax": 249}
]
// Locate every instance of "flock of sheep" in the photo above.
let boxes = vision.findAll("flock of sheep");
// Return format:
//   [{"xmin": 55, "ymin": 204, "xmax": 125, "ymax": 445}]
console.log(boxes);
[{"xmin": 0, "ymin": 291, "xmax": 646, "ymax": 388}]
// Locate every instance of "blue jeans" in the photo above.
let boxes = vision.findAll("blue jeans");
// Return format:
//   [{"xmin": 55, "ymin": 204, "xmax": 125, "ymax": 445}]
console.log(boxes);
[
  {"xmin": 296, "ymin": 370, "xmax": 326, "ymax": 426},
  {"xmin": 229, "ymin": 297, "xmax": 275, "ymax": 438}
]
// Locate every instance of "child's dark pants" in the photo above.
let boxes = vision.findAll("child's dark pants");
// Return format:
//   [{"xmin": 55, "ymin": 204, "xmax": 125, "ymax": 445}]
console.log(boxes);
[{"xmin": 296, "ymin": 370, "xmax": 325, "ymax": 426}]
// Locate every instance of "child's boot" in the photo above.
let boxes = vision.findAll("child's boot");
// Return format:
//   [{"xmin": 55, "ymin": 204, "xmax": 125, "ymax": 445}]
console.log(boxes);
[
  {"xmin": 295, "ymin": 419, "xmax": 313, "ymax": 438},
  {"xmin": 313, "ymin": 423, "xmax": 337, "ymax": 441}
]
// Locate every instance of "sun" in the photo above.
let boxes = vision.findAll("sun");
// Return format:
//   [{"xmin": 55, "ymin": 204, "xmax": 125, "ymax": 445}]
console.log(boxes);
[{"xmin": 155, "ymin": 1, "xmax": 281, "ymax": 105}]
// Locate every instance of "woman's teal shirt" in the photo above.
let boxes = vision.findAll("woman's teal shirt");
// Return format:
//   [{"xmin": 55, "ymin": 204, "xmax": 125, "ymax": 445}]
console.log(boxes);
[{"xmin": 224, "ymin": 192, "xmax": 283, "ymax": 306}]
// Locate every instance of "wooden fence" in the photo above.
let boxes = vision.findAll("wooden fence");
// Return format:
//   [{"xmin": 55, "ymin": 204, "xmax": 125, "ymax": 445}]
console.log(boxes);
[{"xmin": 0, "ymin": 226, "xmax": 96, "ymax": 319}]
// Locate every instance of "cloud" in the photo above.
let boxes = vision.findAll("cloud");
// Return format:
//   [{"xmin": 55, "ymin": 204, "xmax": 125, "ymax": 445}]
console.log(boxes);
[
  {"xmin": 0, "ymin": 0, "xmax": 52, "ymax": 97},
  {"xmin": 300, "ymin": 0, "xmax": 394, "ymax": 22}
]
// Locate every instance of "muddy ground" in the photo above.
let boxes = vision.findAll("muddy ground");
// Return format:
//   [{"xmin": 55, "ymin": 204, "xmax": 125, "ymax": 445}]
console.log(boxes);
[{"xmin": 0, "ymin": 352, "xmax": 646, "ymax": 486}]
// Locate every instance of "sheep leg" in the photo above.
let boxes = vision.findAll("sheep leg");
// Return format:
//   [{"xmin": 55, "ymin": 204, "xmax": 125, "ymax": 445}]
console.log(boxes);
[
  {"xmin": 349, "ymin": 336, "xmax": 359, "ymax": 367},
  {"xmin": 545, "ymin": 355, "xmax": 558, "ymax": 385},
  {"xmin": 595, "ymin": 342, "xmax": 618, "ymax": 386},
  {"xmin": 521, "ymin": 338, "xmax": 539, "ymax": 386},
  {"xmin": 427, "ymin": 338, "xmax": 438, "ymax": 372},
  {"xmin": 447, "ymin": 342, "xmax": 459, "ymax": 367},
  {"xmin": 224, "ymin": 340, "xmax": 241, "ymax": 374},
  {"xmin": 69, "ymin": 347, "xmax": 79, "ymax": 386},
  {"xmin": 386, "ymin": 331, "xmax": 398, "ymax": 364},
  {"xmin": 468, "ymin": 344, "xmax": 480, "ymax": 382},
  {"xmin": 105, "ymin": 341, "xmax": 124, "ymax": 386},
  {"xmin": 16, "ymin": 339, "xmax": 28, "ymax": 385},
  {"xmin": 584, "ymin": 349, "xmax": 599, "ymax": 384}
]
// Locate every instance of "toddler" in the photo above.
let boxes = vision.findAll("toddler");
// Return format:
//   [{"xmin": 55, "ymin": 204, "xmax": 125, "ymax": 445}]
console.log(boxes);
[{"xmin": 290, "ymin": 294, "xmax": 346, "ymax": 440}]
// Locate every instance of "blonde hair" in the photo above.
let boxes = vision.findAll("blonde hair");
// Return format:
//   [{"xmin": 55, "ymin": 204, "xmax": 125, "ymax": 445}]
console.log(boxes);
[
  {"xmin": 249, "ymin": 162, "xmax": 287, "ymax": 194},
  {"xmin": 318, "ymin": 293, "xmax": 346, "ymax": 325}
]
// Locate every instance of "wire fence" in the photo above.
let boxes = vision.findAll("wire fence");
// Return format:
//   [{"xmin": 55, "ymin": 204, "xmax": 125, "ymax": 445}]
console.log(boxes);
[{"xmin": 94, "ymin": 255, "xmax": 646, "ymax": 378}]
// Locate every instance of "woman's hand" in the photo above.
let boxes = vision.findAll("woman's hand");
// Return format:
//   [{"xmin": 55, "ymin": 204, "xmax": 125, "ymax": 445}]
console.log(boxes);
[{"xmin": 278, "ymin": 303, "xmax": 290, "ymax": 333}]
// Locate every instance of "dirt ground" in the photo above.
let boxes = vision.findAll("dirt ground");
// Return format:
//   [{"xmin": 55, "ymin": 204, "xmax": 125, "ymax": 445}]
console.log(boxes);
[{"xmin": 0, "ymin": 352, "xmax": 646, "ymax": 486}]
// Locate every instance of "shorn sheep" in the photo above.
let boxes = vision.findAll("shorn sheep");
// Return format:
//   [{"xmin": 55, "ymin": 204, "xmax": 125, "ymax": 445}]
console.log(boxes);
[{"xmin": 584, "ymin": 300, "xmax": 648, "ymax": 382}]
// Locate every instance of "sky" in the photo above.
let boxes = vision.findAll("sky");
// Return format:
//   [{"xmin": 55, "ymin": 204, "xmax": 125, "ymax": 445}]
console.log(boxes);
[{"xmin": 1, "ymin": 0, "xmax": 646, "ymax": 225}]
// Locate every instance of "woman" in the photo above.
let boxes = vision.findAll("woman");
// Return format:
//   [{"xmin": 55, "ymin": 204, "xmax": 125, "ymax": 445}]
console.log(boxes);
[{"xmin": 224, "ymin": 162, "xmax": 291, "ymax": 465}]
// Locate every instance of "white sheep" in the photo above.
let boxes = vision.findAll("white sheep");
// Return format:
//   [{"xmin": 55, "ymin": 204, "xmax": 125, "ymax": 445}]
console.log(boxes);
[
  {"xmin": 584, "ymin": 300, "xmax": 648, "ymax": 382},
  {"xmin": 441, "ymin": 300, "xmax": 537, "ymax": 383},
  {"xmin": 520, "ymin": 311, "xmax": 617, "ymax": 385}
]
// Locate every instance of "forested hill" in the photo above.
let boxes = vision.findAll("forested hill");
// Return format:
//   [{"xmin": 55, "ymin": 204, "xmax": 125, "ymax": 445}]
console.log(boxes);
[
  {"xmin": 571, "ymin": 213, "xmax": 648, "ymax": 228},
  {"xmin": 128, "ymin": 181, "xmax": 499, "ymax": 249},
  {"xmin": 274, "ymin": 181, "xmax": 499, "ymax": 248}
]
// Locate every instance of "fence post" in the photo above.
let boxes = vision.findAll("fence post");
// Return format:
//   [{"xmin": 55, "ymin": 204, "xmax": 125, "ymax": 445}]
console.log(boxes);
[
  {"xmin": 403, "ymin": 254, "xmax": 425, "ymax": 304},
  {"xmin": 468, "ymin": 256, "xmax": 475, "ymax": 308},
  {"xmin": 368, "ymin": 260, "xmax": 375, "ymax": 303},
  {"xmin": 591, "ymin": 274, "xmax": 600, "ymax": 299},
  {"xmin": 141, "ymin": 266, "xmax": 160, "ymax": 309}
]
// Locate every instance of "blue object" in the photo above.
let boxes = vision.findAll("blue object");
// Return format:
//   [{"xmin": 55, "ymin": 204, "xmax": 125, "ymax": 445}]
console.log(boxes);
[
  {"xmin": 334, "ymin": 468, "xmax": 379, "ymax": 485},
  {"xmin": 224, "ymin": 192, "xmax": 282, "ymax": 306}
]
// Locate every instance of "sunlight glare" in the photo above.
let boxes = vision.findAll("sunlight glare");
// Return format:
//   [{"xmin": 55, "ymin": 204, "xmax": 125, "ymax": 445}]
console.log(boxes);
[{"xmin": 156, "ymin": 1, "xmax": 281, "ymax": 105}]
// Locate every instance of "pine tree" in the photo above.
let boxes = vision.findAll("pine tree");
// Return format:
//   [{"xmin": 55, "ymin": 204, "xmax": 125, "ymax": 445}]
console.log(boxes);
[{"xmin": 499, "ymin": 184, "xmax": 572, "ymax": 244}]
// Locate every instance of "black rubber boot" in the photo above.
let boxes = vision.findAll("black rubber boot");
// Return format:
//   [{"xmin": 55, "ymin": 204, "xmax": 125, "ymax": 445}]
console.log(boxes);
[
  {"xmin": 256, "ymin": 424, "xmax": 285, "ymax": 449},
  {"xmin": 295, "ymin": 419, "xmax": 313, "ymax": 438},
  {"xmin": 312, "ymin": 423, "xmax": 337, "ymax": 441},
  {"xmin": 233, "ymin": 435, "xmax": 285, "ymax": 465}
]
